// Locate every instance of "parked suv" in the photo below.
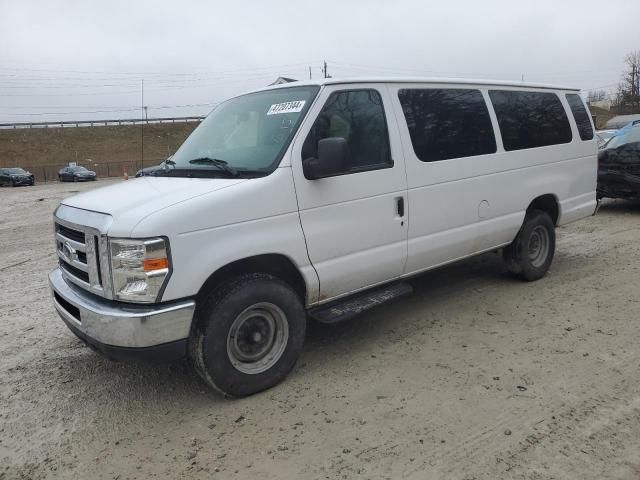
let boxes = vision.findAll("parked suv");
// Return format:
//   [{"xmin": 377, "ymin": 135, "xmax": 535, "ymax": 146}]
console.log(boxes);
[
  {"xmin": 49, "ymin": 78, "xmax": 597, "ymax": 397},
  {"xmin": 58, "ymin": 166, "xmax": 97, "ymax": 182},
  {"xmin": 0, "ymin": 167, "xmax": 35, "ymax": 186}
]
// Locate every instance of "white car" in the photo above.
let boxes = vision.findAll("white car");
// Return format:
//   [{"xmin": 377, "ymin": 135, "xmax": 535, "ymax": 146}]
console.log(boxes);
[{"xmin": 49, "ymin": 77, "xmax": 597, "ymax": 396}]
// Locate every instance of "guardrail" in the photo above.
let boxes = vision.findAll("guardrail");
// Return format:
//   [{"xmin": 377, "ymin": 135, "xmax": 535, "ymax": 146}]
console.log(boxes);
[{"xmin": 0, "ymin": 116, "xmax": 205, "ymax": 130}]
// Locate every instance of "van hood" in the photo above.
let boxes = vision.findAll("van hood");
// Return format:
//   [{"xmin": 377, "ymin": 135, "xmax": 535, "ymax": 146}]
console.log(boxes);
[{"xmin": 62, "ymin": 176, "xmax": 247, "ymax": 235}]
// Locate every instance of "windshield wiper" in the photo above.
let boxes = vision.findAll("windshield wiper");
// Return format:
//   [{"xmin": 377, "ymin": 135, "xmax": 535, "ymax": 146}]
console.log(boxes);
[{"xmin": 188, "ymin": 157, "xmax": 238, "ymax": 176}]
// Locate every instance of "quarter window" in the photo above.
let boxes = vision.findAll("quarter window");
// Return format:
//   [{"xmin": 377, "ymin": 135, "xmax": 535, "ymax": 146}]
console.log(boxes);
[
  {"xmin": 398, "ymin": 88, "xmax": 496, "ymax": 162},
  {"xmin": 301, "ymin": 89, "xmax": 392, "ymax": 174},
  {"xmin": 565, "ymin": 93, "xmax": 594, "ymax": 141},
  {"xmin": 489, "ymin": 90, "xmax": 572, "ymax": 151}
]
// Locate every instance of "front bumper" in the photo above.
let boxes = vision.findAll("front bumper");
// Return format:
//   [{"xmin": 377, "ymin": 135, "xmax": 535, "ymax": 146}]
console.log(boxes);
[
  {"xmin": 598, "ymin": 168, "xmax": 640, "ymax": 200},
  {"xmin": 49, "ymin": 267, "xmax": 195, "ymax": 362},
  {"xmin": 11, "ymin": 176, "xmax": 33, "ymax": 185}
]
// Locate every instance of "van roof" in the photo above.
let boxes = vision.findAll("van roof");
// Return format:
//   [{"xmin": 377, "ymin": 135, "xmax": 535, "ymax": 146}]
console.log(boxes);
[{"xmin": 252, "ymin": 76, "xmax": 581, "ymax": 93}]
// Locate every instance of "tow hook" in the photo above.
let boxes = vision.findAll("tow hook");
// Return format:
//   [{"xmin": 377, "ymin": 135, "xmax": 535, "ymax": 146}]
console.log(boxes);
[{"xmin": 593, "ymin": 198, "xmax": 603, "ymax": 216}]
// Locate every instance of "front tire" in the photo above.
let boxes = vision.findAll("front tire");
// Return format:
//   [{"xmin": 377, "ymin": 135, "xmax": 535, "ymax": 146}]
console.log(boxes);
[
  {"xmin": 503, "ymin": 209, "xmax": 555, "ymax": 281},
  {"xmin": 189, "ymin": 273, "xmax": 306, "ymax": 397}
]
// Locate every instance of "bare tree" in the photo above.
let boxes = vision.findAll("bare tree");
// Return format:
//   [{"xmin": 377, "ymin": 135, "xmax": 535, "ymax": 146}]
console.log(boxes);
[{"xmin": 615, "ymin": 51, "xmax": 640, "ymax": 113}]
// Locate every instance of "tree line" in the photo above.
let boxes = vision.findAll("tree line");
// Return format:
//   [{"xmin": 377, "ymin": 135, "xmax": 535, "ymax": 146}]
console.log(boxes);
[{"xmin": 588, "ymin": 50, "xmax": 640, "ymax": 113}]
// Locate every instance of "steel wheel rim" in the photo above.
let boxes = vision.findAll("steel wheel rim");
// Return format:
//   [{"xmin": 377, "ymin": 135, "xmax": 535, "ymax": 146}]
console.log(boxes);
[
  {"xmin": 226, "ymin": 302, "xmax": 289, "ymax": 375},
  {"xmin": 527, "ymin": 225, "xmax": 549, "ymax": 268}
]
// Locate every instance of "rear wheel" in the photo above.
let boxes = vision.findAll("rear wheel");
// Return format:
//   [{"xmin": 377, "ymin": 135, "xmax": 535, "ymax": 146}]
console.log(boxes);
[
  {"xmin": 189, "ymin": 273, "xmax": 306, "ymax": 397},
  {"xmin": 503, "ymin": 209, "xmax": 555, "ymax": 281}
]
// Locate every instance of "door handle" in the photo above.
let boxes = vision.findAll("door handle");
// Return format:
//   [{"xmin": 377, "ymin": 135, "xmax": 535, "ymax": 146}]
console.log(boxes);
[{"xmin": 396, "ymin": 196, "xmax": 405, "ymax": 217}]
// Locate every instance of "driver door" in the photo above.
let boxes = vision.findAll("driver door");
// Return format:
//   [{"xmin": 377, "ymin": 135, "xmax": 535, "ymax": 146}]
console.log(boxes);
[{"xmin": 290, "ymin": 85, "xmax": 408, "ymax": 302}]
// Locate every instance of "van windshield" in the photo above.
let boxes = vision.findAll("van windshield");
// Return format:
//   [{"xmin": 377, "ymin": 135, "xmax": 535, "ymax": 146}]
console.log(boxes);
[{"xmin": 167, "ymin": 86, "xmax": 319, "ymax": 178}]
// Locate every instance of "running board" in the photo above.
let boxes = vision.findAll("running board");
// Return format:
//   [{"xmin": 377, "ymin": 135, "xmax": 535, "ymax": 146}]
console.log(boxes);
[{"xmin": 309, "ymin": 282, "xmax": 413, "ymax": 325}]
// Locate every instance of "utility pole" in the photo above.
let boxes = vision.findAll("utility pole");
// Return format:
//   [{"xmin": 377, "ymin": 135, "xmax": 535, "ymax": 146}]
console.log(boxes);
[
  {"xmin": 323, "ymin": 61, "xmax": 328, "ymax": 78},
  {"xmin": 309, "ymin": 66, "xmax": 312, "ymax": 80},
  {"xmin": 140, "ymin": 79, "xmax": 144, "ymax": 172}
]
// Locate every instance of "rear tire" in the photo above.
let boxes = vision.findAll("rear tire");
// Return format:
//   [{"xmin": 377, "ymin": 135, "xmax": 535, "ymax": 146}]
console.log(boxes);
[
  {"xmin": 189, "ymin": 273, "xmax": 306, "ymax": 397},
  {"xmin": 503, "ymin": 209, "xmax": 555, "ymax": 281}
]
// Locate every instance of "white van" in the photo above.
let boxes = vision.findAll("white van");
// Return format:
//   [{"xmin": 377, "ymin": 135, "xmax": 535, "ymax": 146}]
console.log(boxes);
[{"xmin": 49, "ymin": 78, "xmax": 597, "ymax": 396}]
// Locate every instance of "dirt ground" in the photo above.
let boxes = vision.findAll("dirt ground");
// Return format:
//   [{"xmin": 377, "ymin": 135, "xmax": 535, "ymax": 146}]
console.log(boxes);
[{"xmin": 1, "ymin": 180, "xmax": 640, "ymax": 480}]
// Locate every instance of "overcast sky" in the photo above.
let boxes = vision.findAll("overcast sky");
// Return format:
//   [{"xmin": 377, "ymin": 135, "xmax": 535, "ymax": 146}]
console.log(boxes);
[{"xmin": 1, "ymin": 0, "xmax": 639, "ymax": 123}]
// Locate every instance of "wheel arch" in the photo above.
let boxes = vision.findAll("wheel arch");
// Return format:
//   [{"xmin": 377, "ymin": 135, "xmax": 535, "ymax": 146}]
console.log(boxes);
[
  {"xmin": 195, "ymin": 253, "xmax": 308, "ymax": 306},
  {"xmin": 527, "ymin": 194, "xmax": 560, "ymax": 226}
]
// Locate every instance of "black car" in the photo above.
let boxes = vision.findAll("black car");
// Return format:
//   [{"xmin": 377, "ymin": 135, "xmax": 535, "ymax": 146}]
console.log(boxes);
[
  {"xmin": 0, "ymin": 167, "xmax": 35, "ymax": 186},
  {"xmin": 135, "ymin": 156, "xmax": 172, "ymax": 177},
  {"xmin": 135, "ymin": 163, "xmax": 164, "ymax": 177},
  {"xmin": 597, "ymin": 125, "xmax": 640, "ymax": 200},
  {"xmin": 58, "ymin": 166, "xmax": 97, "ymax": 182}
]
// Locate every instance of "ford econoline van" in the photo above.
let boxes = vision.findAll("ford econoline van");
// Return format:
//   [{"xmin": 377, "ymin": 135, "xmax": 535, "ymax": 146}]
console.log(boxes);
[{"xmin": 49, "ymin": 78, "xmax": 597, "ymax": 396}]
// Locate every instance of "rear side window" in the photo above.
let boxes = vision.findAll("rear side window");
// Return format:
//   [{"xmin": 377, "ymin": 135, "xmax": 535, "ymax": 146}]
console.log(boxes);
[
  {"xmin": 565, "ymin": 93, "xmax": 594, "ymax": 141},
  {"xmin": 398, "ymin": 88, "xmax": 496, "ymax": 162},
  {"xmin": 302, "ymin": 89, "xmax": 392, "ymax": 174},
  {"xmin": 489, "ymin": 90, "xmax": 572, "ymax": 151}
]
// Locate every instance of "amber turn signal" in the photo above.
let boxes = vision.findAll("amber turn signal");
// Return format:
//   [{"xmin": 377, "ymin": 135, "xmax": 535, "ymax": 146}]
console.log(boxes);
[{"xmin": 143, "ymin": 258, "xmax": 169, "ymax": 271}]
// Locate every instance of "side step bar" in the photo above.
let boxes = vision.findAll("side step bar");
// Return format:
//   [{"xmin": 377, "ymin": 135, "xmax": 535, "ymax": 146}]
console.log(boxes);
[{"xmin": 309, "ymin": 282, "xmax": 413, "ymax": 325}]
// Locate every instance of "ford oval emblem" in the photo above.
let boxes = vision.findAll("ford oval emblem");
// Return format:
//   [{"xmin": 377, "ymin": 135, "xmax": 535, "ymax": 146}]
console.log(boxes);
[{"xmin": 62, "ymin": 241, "xmax": 77, "ymax": 262}]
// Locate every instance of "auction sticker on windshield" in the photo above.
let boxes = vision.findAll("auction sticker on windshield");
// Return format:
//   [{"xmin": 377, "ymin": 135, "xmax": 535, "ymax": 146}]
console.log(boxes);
[{"xmin": 267, "ymin": 101, "xmax": 306, "ymax": 115}]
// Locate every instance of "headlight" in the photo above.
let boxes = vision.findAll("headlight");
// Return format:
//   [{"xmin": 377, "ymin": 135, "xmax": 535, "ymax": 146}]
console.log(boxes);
[{"xmin": 109, "ymin": 237, "xmax": 170, "ymax": 303}]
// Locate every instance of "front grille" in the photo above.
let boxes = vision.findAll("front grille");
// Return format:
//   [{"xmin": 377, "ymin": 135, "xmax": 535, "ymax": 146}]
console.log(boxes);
[
  {"xmin": 60, "ymin": 260, "xmax": 90, "ymax": 283},
  {"xmin": 55, "ymin": 218, "xmax": 109, "ymax": 298},
  {"xmin": 57, "ymin": 224, "xmax": 85, "ymax": 243}
]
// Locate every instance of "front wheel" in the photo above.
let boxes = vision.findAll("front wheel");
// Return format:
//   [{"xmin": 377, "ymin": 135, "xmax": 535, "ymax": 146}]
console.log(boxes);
[
  {"xmin": 189, "ymin": 273, "xmax": 306, "ymax": 397},
  {"xmin": 503, "ymin": 209, "xmax": 555, "ymax": 281}
]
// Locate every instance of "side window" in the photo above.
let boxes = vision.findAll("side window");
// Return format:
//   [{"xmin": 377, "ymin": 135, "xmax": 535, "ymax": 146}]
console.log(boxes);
[
  {"xmin": 565, "ymin": 93, "xmax": 594, "ymax": 141},
  {"xmin": 301, "ymin": 89, "xmax": 392, "ymax": 174},
  {"xmin": 489, "ymin": 90, "xmax": 572, "ymax": 151},
  {"xmin": 398, "ymin": 88, "xmax": 496, "ymax": 162}
]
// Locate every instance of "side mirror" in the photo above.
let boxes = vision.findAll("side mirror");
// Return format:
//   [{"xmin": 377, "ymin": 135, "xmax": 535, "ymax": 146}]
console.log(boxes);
[{"xmin": 302, "ymin": 137, "xmax": 347, "ymax": 180}]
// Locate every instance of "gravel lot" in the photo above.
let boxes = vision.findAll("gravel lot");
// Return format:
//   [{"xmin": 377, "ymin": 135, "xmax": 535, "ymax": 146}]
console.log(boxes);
[{"xmin": 1, "ymin": 180, "xmax": 640, "ymax": 480}]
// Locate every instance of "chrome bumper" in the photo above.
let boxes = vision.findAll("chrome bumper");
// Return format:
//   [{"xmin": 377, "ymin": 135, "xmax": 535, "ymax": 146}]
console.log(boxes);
[{"xmin": 49, "ymin": 267, "xmax": 195, "ymax": 348}]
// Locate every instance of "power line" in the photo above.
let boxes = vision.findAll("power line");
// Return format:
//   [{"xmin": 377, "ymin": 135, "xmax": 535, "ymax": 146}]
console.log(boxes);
[
  {"xmin": 0, "ymin": 61, "xmax": 319, "ymax": 79},
  {"xmin": 3, "ymin": 102, "xmax": 220, "ymax": 116}
]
